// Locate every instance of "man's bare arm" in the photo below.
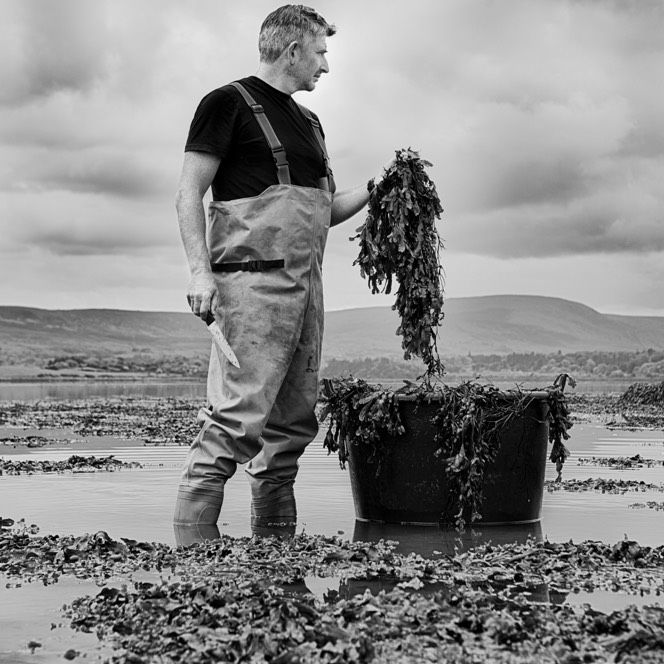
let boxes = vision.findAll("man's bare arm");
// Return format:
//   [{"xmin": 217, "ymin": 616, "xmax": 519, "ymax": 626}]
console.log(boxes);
[
  {"xmin": 175, "ymin": 151, "xmax": 222, "ymax": 320},
  {"xmin": 329, "ymin": 159, "xmax": 395, "ymax": 227},
  {"xmin": 329, "ymin": 184, "xmax": 370, "ymax": 227}
]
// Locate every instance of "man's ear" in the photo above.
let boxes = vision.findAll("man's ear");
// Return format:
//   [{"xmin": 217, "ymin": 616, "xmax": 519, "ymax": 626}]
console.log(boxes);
[{"xmin": 286, "ymin": 40, "xmax": 299, "ymax": 63}]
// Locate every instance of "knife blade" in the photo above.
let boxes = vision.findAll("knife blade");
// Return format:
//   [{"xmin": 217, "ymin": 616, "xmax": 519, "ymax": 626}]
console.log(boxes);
[{"xmin": 204, "ymin": 312, "xmax": 240, "ymax": 368}]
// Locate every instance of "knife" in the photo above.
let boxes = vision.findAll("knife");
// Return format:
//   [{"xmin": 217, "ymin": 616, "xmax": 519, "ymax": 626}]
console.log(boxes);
[{"xmin": 204, "ymin": 312, "xmax": 240, "ymax": 368}]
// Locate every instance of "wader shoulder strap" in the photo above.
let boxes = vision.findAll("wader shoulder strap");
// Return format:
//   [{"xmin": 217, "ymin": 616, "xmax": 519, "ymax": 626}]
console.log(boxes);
[
  {"xmin": 230, "ymin": 81, "xmax": 291, "ymax": 185},
  {"xmin": 297, "ymin": 103, "xmax": 335, "ymax": 193}
]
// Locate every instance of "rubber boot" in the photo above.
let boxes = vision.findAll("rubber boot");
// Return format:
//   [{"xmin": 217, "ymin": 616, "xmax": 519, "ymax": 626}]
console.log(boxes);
[
  {"xmin": 250, "ymin": 482, "xmax": 297, "ymax": 538},
  {"xmin": 173, "ymin": 485, "xmax": 224, "ymax": 547},
  {"xmin": 173, "ymin": 523, "xmax": 221, "ymax": 548}
]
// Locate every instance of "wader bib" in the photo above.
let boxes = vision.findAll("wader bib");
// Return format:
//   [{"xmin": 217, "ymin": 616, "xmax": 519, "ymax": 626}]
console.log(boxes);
[{"xmin": 174, "ymin": 82, "xmax": 333, "ymax": 542}]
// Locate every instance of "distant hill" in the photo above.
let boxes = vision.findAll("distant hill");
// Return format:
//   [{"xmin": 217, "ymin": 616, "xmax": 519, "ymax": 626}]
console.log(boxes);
[
  {"xmin": 1, "ymin": 296, "xmax": 663, "ymax": 374},
  {"xmin": 325, "ymin": 296, "xmax": 664, "ymax": 358},
  {"xmin": 0, "ymin": 306, "xmax": 207, "ymax": 357}
]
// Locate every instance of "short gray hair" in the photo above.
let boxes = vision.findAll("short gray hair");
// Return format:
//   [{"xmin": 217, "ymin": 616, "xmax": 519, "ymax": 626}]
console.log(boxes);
[{"xmin": 259, "ymin": 5, "xmax": 336, "ymax": 64}]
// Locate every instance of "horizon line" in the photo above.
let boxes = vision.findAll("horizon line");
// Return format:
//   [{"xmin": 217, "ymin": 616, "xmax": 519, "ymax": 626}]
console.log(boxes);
[{"xmin": 1, "ymin": 294, "xmax": 664, "ymax": 318}]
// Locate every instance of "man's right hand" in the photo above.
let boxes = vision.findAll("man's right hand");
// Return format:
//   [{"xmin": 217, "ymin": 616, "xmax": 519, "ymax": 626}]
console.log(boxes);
[{"xmin": 186, "ymin": 271, "xmax": 220, "ymax": 321}]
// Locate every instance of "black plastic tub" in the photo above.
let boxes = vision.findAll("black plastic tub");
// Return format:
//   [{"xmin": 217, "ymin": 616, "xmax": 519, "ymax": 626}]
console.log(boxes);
[{"xmin": 347, "ymin": 391, "xmax": 550, "ymax": 525}]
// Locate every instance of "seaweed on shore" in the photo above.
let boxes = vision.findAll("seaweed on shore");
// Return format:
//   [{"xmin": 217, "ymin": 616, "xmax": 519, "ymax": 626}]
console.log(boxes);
[
  {"xmin": 0, "ymin": 454, "xmax": 142, "ymax": 475},
  {"xmin": 545, "ymin": 478, "xmax": 664, "ymax": 494},
  {"xmin": 65, "ymin": 577, "xmax": 664, "ymax": 663},
  {"xmin": 578, "ymin": 455, "xmax": 664, "ymax": 469},
  {"xmin": 629, "ymin": 502, "xmax": 664, "ymax": 511},
  {"xmin": 0, "ymin": 397, "xmax": 200, "ymax": 444},
  {"xmin": 0, "ymin": 434, "xmax": 54, "ymax": 447},
  {"xmin": 4, "ymin": 520, "xmax": 664, "ymax": 663},
  {"xmin": 619, "ymin": 381, "xmax": 664, "ymax": 407}
]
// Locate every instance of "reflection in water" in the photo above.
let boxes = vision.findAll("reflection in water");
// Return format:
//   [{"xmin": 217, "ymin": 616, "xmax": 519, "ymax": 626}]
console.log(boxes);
[
  {"xmin": 0, "ymin": 380, "xmax": 206, "ymax": 401},
  {"xmin": 250, "ymin": 518, "xmax": 297, "ymax": 540},
  {"xmin": 292, "ymin": 521, "xmax": 554, "ymax": 605},
  {"xmin": 0, "ymin": 378, "xmax": 642, "ymax": 402},
  {"xmin": 353, "ymin": 519, "xmax": 543, "ymax": 557},
  {"xmin": 291, "ymin": 575, "xmax": 455, "ymax": 604},
  {"xmin": 0, "ymin": 573, "xmax": 112, "ymax": 658},
  {"xmin": 332, "ymin": 577, "xmax": 553, "ymax": 605},
  {"xmin": 176, "ymin": 519, "xmax": 544, "ymax": 552}
]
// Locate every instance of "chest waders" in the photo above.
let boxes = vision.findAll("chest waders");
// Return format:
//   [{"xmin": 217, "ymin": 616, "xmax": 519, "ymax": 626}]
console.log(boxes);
[{"xmin": 174, "ymin": 82, "xmax": 333, "ymax": 544}]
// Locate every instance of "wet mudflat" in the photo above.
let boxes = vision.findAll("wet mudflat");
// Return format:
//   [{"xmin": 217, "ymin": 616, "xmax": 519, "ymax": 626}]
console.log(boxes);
[
  {"xmin": 1, "ymin": 390, "xmax": 664, "ymax": 662},
  {"xmin": 3, "ymin": 521, "xmax": 664, "ymax": 662}
]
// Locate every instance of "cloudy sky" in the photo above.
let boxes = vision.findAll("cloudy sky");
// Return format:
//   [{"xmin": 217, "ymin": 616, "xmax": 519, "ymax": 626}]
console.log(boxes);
[{"xmin": 1, "ymin": 0, "xmax": 663, "ymax": 316}]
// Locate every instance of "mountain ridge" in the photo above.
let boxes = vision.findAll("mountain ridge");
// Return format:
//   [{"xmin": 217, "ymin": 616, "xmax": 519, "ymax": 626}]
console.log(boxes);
[{"xmin": 1, "ymin": 295, "xmax": 663, "ymax": 364}]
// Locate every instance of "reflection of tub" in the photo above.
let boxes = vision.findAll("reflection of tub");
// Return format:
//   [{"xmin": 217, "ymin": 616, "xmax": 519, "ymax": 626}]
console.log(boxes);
[
  {"xmin": 350, "ymin": 521, "xmax": 550, "ymax": 604},
  {"xmin": 353, "ymin": 520, "xmax": 543, "ymax": 557},
  {"xmin": 347, "ymin": 392, "xmax": 550, "ymax": 526}
]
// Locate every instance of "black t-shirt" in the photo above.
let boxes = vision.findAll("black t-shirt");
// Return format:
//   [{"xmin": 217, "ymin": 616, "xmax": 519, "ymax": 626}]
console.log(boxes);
[{"xmin": 185, "ymin": 76, "xmax": 328, "ymax": 201}]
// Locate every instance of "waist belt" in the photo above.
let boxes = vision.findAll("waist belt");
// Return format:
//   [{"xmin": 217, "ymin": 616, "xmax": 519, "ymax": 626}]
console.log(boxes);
[{"xmin": 211, "ymin": 259, "xmax": 285, "ymax": 273}]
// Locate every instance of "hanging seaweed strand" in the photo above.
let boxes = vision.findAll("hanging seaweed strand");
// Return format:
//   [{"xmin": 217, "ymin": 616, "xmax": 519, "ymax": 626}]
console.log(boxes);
[{"xmin": 352, "ymin": 148, "xmax": 445, "ymax": 379}]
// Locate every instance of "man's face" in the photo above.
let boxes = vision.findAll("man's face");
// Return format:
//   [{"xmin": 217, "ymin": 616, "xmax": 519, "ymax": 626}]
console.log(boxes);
[{"xmin": 293, "ymin": 35, "xmax": 329, "ymax": 91}]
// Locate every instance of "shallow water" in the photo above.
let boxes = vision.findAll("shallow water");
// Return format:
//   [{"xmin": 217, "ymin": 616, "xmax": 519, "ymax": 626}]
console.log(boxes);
[
  {"xmin": 0, "ymin": 569, "xmax": 174, "ymax": 662},
  {"xmin": 296, "ymin": 573, "xmax": 663, "ymax": 614},
  {"xmin": 0, "ymin": 376, "xmax": 646, "ymax": 402},
  {"xmin": 2, "ymin": 394, "xmax": 664, "ymax": 662},
  {"xmin": 0, "ymin": 379, "xmax": 206, "ymax": 401},
  {"xmin": 2, "ymin": 422, "xmax": 663, "ymax": 547},
  {"xmin": 0, "ymin": 575, "xmax": 111, "ymax": 662}
]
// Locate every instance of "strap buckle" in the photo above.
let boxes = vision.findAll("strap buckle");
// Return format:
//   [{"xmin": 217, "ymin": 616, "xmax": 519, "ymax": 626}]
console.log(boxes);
[
  {"xmin": 246, "ymin": 260, "xmax": 261, "ymax": 272},
  {"xmin": 271, "ymin": 146, "xmax": 289, "ymax": 168}
]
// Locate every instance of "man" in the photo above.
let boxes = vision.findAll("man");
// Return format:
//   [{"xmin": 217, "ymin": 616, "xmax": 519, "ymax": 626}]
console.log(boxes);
[{"xmin": 173, "ymin": 5, "xmax": 382, "ymax": 544}]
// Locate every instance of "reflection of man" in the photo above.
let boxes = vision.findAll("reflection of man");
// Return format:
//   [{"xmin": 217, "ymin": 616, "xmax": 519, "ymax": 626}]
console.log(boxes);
[{"xmin": 173, "ymin": 5, "xmax": 383, "ymax": 543}]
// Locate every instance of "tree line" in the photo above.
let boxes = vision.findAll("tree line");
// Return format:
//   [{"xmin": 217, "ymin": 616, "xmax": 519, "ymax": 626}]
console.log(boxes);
[
  {"xmin": 12, "ymin": 347, "xmax": 664, "ymax": 379},
  {"xmin": 322, "ymin": 349, "xmax": 664, "ymax": 380}
]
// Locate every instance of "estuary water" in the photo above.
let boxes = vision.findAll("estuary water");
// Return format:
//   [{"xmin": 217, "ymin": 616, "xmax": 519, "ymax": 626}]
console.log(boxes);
[
  {"xmin": 1, "ymin": 380, "xmax": 663, "ymax": 662},
  {"xmin": 1, "ymin": 410, "xmax": 663, "ymax": 548},
  {"xmin": 0, "ymin": 376, "xmax": 645, "ymax": 401}
]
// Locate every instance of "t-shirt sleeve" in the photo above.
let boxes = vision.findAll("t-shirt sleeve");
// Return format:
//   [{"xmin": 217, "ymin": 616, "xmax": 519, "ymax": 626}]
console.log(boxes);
[{"xmin": 184, "ymin": 87, "xmax": 238, "ymax": 160}]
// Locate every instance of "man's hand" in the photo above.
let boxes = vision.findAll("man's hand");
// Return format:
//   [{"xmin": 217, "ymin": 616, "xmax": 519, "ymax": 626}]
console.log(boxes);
[{"xmin": 186, "ymin": 271, "xmax": 220, "ymax": 320}]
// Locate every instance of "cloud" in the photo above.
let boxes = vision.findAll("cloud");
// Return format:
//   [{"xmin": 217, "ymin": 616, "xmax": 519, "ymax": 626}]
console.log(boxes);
[
  {"xmin": 320, "ymin": 0, "xmax": 664, "ymax": 261},
  {"xmin": 446, "ymin": 172, "xmax": 664, "ymax": 258},
  {"xmin": 0, "ymin": 0, "xmax": 110, "ymax": 105},
  {"xmin": 1, "ymin": 146, "xmax": 173, "ymax": 198},
  {"xmin": 0, "ymin": 0, "xmax": 254, "ymax": 107},
  {"xmin": 0, "ymin": 190, "xmax": 181, "ymax": 257},
  {"xmin": 1, "ymin": 0, "xmax": 663, "ymax": 314},
  {"xmin": 438, "ymin": 250, "xmax": 664, "ymax": 316},
  {"xmin": 0, "ymin": 246, "xmax": 189, "ymax": 311},
  {"xmin": 450, "ymin": 95, "xmax": 634, "ymax": 211},
  {"xmin": 0, "ymin": 0, "xmax": 246, "ymax": 202}
]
